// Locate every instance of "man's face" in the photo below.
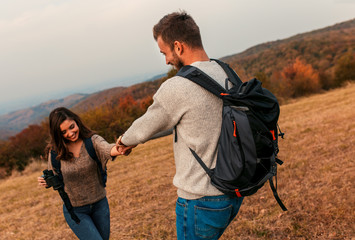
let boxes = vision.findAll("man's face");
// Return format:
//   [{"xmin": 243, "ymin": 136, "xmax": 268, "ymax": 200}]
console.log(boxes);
[{"xmin": 157, "ymin": 36, "xmax": 184, "ymax": 70}]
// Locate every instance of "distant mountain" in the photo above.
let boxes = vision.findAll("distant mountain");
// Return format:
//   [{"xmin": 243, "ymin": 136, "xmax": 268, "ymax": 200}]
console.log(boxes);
[
  {"xmin": 0, "ymin": 75, "xmax": 166, "ymax": 140},
  {"xmin": 71, "ymin": 78, "xmax": 164, "ymax": 113},
  {"xmin": 221, "ymin": 18, "xmax": 355, "ymax": 80},
  {"xmin": 0, "ymin": 94, "xmax": 87, "ymax": 139},
  {"xmin": 1, "ymin": 18, "xmax": 353, "ymax": 140},
  {"xmin": 71, "ymin": 87, "xmax": 127, "ymax": 113}
]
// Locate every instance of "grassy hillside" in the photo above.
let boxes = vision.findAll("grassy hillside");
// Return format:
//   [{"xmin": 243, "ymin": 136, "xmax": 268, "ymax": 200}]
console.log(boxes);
[{"xmin": 1, "ymin": 83, "xmax": 354, "ymax": 239}]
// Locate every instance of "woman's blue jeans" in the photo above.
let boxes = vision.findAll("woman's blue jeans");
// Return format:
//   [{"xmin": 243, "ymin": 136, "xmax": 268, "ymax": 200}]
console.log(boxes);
[
  {"xmin": 176, "ymin": 195, "xmax": 243, "ymax": 240},
  {"xmin": 63, "ymin": 197, "xmax": 110, "ymax": 240}
]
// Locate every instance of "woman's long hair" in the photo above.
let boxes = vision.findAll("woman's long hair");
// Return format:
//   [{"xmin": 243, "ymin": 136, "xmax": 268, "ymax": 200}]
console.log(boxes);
[{"xmin": 47, "ymin": 107, "xmax": 94, "ymax": 161}]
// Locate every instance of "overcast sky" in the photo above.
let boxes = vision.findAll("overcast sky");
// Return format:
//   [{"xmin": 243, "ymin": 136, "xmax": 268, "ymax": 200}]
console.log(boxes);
[{"xmin": 0, "ymin": 0, "xmax": 354, "ymax": 114}]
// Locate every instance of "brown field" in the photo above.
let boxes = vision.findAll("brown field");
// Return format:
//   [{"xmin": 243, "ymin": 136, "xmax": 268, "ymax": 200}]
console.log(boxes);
[{"xmin": 1, "ymin": 83, "xmax": 354, "ymax": 240}]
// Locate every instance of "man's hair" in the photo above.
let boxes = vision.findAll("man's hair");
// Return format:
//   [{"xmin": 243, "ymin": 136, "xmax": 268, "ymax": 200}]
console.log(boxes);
[{"xmin": 153, "ymin": 11, "xmax": 203, "ymax": 50}]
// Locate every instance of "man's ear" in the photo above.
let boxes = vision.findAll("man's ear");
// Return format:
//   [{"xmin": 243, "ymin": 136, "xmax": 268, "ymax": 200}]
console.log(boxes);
[{"xmin": 174, "ymin": 41, "xmax": 183, "ymax": 56}]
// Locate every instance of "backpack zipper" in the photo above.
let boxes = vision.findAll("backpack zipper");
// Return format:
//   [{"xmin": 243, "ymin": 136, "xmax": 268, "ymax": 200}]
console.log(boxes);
[{"xmin": 231, "ymin": 114, "xmax": 246, "ymax": 173}]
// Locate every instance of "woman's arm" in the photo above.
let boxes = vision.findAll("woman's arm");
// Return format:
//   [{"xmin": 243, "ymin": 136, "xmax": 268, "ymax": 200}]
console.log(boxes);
[{"xmin": 92, "ymin": 134, "xmax": 124, "ymax": 166}]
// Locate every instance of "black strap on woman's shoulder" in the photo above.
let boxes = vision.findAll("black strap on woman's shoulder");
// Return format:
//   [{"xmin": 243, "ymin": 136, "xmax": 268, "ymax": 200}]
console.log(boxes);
[
  {"xmin": 50, "ymin": 150, "xmax": 62, "ymax": 181},
  {"xmin": 83, "ymin": 138, "xmax": 99, "ymax": 163},
  {"xmin": 84, "ymin": 137, "xmax": 107, "ymax": 187}
]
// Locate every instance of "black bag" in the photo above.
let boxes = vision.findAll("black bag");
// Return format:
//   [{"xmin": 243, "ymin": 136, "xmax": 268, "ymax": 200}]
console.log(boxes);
[
  {"xmin": 51, "ymin": 137, "xmax": 107, "ymax": 187},
  {"xmin": 176, "ymin": 59, "xmax": 287, "ymax": 211}
]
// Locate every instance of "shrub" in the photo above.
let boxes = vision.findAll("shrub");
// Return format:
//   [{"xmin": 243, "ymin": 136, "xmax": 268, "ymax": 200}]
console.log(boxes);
[
  {"xmin": 334, "ymin": 49, "xmax": 355, "ymax": 86},
  {"xmin": 279, "ymin": 57, "xmax": 321, "ymax": 98}
]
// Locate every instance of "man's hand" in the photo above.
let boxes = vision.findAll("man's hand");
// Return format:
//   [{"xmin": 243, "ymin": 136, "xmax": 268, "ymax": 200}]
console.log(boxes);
[{"xmin": 116, "ymin": 135, "xmax": 137, "ymax": 156}]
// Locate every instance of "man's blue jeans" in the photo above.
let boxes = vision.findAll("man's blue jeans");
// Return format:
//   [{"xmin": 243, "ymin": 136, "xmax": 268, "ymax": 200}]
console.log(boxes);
[
  {"xmin": 176, "ymin": 195, "xmax": 243, "ymax": 240},
  {"xmin": 63, "ymin": 197, "xmax": 110, "ymax": 240}
]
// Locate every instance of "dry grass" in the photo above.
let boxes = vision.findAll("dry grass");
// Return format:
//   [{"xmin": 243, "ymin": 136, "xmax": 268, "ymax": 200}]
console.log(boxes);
[{"xmin": 1, "ymin": 83, "xmax": 354, "ymax": 239}]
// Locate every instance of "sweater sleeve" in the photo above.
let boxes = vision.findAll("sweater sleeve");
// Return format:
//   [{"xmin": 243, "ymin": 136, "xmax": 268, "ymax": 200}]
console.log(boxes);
[
  {"xmin": 91, "ymin": 134, "xmax": 115, "ymax": 168},
  {"xmin": 121, "ymin": 77, "xmax": 186, "ymax": 146}
]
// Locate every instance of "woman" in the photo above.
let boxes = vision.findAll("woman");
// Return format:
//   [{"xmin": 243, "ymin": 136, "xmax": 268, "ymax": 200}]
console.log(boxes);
[{"xmin": 38, "ymin": 107, "xmax": 121, "ymax": 240}]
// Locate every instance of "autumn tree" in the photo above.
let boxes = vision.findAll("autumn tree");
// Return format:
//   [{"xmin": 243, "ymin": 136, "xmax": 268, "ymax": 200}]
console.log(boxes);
[
  {"xmin": 279, "ymin": 57, "xmax": 321, "ymax": 98},
  {"xmin": 140, "ymin": 95, "xmax": 153, "ymax": 110},
  {"xmin": 159, "ymin": 68, "xmax": 178, "ymax": 84},
  {"xmin": 0, "ymin": 141, "xmax": 13, "ymax": 176},
  {"xmin": 80, "ymin": 94, "xmax": 151, "ymax": 142},
  {"xmin": 255, "ymin": 71, "xmax": 272, "ymax": 90},
  {"xmin": 334, "ymin": 49, "xmax": 355, "ymax": 86},
  {"xmin": 0, "ymin": 123, "xmax": 49, "ymax": 174}
]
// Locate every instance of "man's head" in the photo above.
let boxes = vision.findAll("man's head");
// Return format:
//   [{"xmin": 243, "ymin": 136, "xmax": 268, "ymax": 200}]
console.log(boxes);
[
  {"xmin": 153, "ymin": 11, "xmax": 203, "ymax": 50},
  {"xmin": 153, "ymin": 11, "xmax": 205, "ymax": 70}
]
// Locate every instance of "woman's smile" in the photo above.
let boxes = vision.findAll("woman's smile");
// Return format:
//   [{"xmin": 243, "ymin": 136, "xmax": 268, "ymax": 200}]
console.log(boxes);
[{"xmin": 60, "ymin": 119, "xmax": 80, "ymax": 142}]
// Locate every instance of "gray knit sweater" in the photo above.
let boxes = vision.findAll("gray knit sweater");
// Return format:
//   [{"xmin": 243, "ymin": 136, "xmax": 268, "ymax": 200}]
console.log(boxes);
[{"xmin": 122, "ymin": 60, "xmax": 231, "ymax": 199}]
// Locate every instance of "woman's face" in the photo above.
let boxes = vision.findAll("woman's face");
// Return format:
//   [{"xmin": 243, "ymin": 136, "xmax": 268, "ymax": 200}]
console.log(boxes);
[{"xmin": 60, "ymin": 119, "xmax": 80, "ymax": 142}]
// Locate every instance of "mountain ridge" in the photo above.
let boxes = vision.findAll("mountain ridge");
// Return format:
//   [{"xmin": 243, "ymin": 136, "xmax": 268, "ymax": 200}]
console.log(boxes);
[
  {"xmin": 0, "ymin": 94, "xmax": 87, "ymax": 139},
  {"xmin": 223, "ymin": 18, "xmax": 355, "ymax": 59},
  {"xmin": 221, "ymin": 18, "xmax": 355, "ymax": 80},
  {"xmin": 0, "ymin": 18, "xmax": 354, "ymax": 140}
]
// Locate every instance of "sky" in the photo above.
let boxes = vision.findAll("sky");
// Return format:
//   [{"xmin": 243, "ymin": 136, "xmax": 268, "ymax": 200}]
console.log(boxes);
[{"xmin": 0, "ymin": 0, "xmax": 354, "ymax": 115}]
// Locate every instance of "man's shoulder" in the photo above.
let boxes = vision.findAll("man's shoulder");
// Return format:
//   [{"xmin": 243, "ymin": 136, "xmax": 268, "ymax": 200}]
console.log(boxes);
[
  {"xmin": 153, "ymin": 75, "xmax": 205, "ymax": 104},
  {"xmin": 190, "ymin": 60, "xmax": 228, "ymax": 88},
  {"xmin": 159, "ymin": 75, "xmax": 197, "ymax": 91}
]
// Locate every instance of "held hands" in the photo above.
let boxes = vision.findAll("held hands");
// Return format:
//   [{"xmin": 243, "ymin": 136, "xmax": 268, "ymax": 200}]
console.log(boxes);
[{"xmin": 116, "ymin": 135, "xmax": 136, "ymax": 156}]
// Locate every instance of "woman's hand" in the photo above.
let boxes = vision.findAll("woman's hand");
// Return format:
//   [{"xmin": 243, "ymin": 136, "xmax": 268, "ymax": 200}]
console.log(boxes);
[
  {"xmin": 116, "ymin": 135, "xmax": 136, "ymax": 156},
  {"xmin": 37, "ymin": 176, "xmax": 48, "ymax": 188},
  {"xmin": 110, "ymin": 145, "xmax": 126, "ymax": 157}
]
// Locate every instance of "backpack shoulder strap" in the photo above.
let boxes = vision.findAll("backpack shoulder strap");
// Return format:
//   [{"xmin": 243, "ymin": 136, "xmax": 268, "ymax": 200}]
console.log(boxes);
[
  {"xmin": 176, "ymin": 65, "xmax": 226, "ymax": 98},
  {"xmin": 211, "ymin": 59, "xmax": 243, "ymax": 87},
  {"xmin": 50, "ymin": 150, "xmax": 63, "ymax": 181},
  {"xmin": 83, "ymin": 137, "xmax": 107, "ymax": 187},
  {"xmin": 189, "ymin": 148, "xmax": 213, "ymax": 178},
  {"xmin": 176, "ymin": 59, "xmax": 243, "ymax": 97},
  {"xmin": 83, "ymin": 137, "xmax": 99, "ymax": 163}
]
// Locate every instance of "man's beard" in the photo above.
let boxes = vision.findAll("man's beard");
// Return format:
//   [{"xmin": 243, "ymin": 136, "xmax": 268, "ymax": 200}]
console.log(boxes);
[{"xmin": 172, "ymin": 51, "xmax": 184, "ymax": 71}]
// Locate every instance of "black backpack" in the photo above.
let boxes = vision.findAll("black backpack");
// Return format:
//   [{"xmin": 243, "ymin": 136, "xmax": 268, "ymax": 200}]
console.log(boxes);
[
  {"xmin": 176, "ymin": 59, "xmax": 287, "ymax": 211},
  {"xmin": 51, "ymin": 137, "xmax": 108, "ymax": 187}
]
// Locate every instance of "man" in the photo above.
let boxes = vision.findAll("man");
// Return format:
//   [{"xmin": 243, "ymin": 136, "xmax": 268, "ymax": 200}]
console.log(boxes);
[{"xmin": 117, "ymin": 11, "xmax": 243, "ymax": 240}]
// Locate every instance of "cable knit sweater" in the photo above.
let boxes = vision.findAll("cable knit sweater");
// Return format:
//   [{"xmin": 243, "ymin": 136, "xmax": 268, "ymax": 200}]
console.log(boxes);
[
  {"xmin": 48, "ymin": 134, "xmax": 115, "ymax": 207},
  {"xmin": 122, "ymin": 60, "xmax": 232, "ymax": 199}
]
